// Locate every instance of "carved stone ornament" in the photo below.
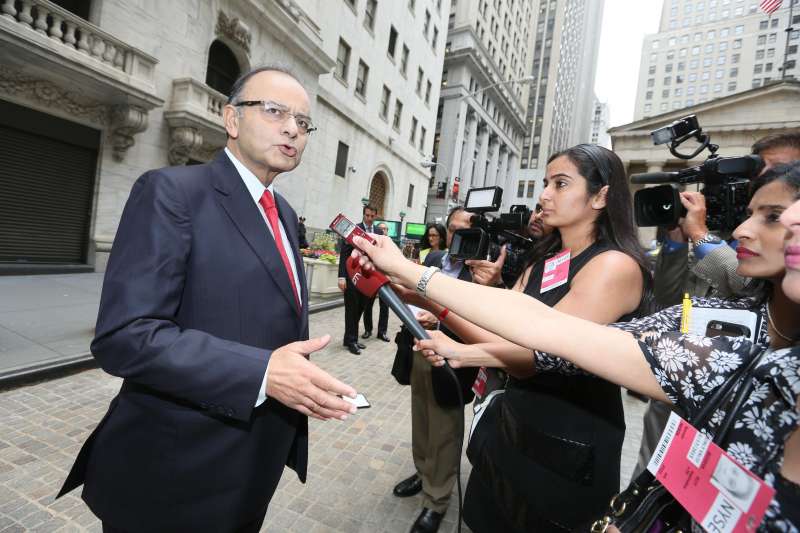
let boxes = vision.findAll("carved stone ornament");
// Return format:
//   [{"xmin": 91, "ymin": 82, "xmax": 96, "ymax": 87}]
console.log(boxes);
[
  {"xmin": 110, "ymin": 104, "xmax": 148, "ymax": 161},
  {"xmin": 0, "ymin": 64, "xmax": 109, "ymax": 124},
  {"xmin": 168, "ymin": 126, "xmax": 204, "ymax": 166},
  {"xmin": 215, "ymin": 11, "xmax": 252, "ymax": 54}
]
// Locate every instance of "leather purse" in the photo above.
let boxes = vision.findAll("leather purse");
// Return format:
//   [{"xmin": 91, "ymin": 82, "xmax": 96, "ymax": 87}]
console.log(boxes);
[
  {"xmin": 592, "ymin": 346, "xmax": 765, "ymax": 533},
  {"xmin": 391, "ymin": 326, "xmax": 414, "ymax": 386}
]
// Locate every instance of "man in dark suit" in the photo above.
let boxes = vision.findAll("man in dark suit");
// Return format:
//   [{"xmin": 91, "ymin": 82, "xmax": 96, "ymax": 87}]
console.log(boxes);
[
  {"xmin": 57, "ymin": 66, "xmax": 358, "ymax": 533},
  {"xmin": 337, "ymin": 205, "xmax": 383, "ymax": 354}
]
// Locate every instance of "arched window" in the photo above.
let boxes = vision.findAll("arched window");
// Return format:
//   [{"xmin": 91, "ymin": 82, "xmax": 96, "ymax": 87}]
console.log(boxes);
[{"xmin": 206, "ymin": 40, "xmax": 241, "ymax": 97}]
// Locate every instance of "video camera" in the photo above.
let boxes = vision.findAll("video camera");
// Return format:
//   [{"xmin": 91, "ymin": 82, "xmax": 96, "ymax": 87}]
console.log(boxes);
[
  {"xmin": 631, "ymin": 115, "xmax": 763, "ymax": 233},
  {"xmin": 449, "ymin": 186, "xmax": 534, "ymax": 282}
]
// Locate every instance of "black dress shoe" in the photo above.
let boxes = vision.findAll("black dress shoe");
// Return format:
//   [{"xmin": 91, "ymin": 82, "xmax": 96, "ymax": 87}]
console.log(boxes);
[
  {"xmin": 357, "ymin": 342, "xmax": 367, "ymax": 349},
  {"xmin": 345, "ymin": 343, "xmax": 361, "ymax": 355},
  {"xmin": 393, "ymin": 473, "xmax": 422, "ymax": 497},
  {"xmin": 410, "ymin": 508, "xmax": 444, "ymax": 533},
  {"xmin": 377, "ymin": 332, "xmax": 391, "ymax": 342},
  {"xmin": 361, "ymin": 330, "xmax": 372, "ymax": 339}
]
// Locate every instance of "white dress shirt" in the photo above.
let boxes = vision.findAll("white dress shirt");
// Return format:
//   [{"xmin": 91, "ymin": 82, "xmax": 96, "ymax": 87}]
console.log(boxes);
[{"xmin": 224, "ymin": 148, "xmax": 303, "ymax": 406}]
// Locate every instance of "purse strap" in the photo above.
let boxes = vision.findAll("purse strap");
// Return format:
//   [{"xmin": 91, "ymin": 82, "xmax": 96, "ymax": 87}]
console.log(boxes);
[{"xmin": 690, "ymin": 344, "xmax": 765, "ymax": 442}]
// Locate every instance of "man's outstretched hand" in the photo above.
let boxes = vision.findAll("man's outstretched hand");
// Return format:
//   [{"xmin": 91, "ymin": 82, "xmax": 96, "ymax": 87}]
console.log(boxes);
[{"xmin": 266, "ymin": 335, "xmax": 358, "ymax": 421}]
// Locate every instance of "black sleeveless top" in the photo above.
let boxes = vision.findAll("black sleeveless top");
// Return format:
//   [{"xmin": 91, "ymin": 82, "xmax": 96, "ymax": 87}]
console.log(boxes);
[{"xmin": 464, "ymin": 241, "xmax": 639, "ymax": 533}]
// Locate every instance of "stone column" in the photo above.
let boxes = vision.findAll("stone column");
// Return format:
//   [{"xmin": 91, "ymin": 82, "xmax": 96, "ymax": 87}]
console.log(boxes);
[
  {"xmin": 496, "ymin": 145, "xmax": 510, "ymax": 192},
  {"xmin": 459, "ymin": 108, "xmax": 478, "ymax": 191},
  {"xmin": 430, "ymin": 97, "xmax": 468, "ymax": 220},
  {"xmin": 485, "ymin": 134, "xmax": 501, "ymax": 186},
  {"xmin": 472, "ymin": 121, "xmax": 490, "ymax": 190}
]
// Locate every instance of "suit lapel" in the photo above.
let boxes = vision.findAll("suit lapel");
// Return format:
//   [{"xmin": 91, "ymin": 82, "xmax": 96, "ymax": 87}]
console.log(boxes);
[{"xmin": 211, "ymin": 154, "xmax": 300, "ymax": 315}]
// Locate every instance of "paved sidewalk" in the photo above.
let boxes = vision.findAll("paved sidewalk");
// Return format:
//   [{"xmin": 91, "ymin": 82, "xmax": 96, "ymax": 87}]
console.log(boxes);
[
  {"xmin": 0, "ymin": 274, "xmax": 342, "ymax": 384},
  {"xmin": 0, "ymin": 306, "xmax": 648, "ymax": 532}
]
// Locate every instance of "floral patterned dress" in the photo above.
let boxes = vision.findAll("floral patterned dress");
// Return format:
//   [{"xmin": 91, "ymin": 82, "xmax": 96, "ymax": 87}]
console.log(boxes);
[{"xmin": 538, "ymin": 297, "xmax": 799, "ymax": 531}]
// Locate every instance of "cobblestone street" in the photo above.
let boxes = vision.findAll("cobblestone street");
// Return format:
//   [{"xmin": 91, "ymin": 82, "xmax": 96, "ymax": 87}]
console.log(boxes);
[{"xmin": 0, "ymin": 308, "xmax": 646, "ymax": 532}]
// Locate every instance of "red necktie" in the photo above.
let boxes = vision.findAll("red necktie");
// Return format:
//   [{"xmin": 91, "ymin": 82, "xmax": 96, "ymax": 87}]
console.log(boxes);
[{"xmin": 258, "ymin": 190, "xmax": 301, "ymax": 310}]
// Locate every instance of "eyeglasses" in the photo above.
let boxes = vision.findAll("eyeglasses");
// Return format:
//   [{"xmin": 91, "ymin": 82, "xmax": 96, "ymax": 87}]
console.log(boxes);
[{"xmin": 234, "ymin": 100, "xmax": 317, "ymax": 135}]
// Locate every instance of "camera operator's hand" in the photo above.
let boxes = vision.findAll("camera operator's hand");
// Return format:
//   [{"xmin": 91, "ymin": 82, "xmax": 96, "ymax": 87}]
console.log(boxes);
[
  {"xmin": 678, "ymin": 191, "xmax": 709, "ymax": 242},
  {"xmin": 465, "ymin": 245, "xmax": 507, "ymax": 286},
  {"xmin": 415, "ymin": 310, "xmax": 439, "ymax": 329}
]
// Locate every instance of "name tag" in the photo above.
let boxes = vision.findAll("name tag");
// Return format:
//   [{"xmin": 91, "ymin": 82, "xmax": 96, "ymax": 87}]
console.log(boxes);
[
  {"xmin": 540, "ymin": 249, "xmax": 571, "ymax": 293},
  {"xmin": 472, "ymin": 367, "xmax": 489, "ymax": 398},
  {"xmin": 647, "ymin": 412, "xmax": 775, "ymax": 533}
]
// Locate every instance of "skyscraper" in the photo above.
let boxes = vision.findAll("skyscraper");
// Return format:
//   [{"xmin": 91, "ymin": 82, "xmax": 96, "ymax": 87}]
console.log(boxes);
[
  {"xmin": 633, "ymin": 0, "xmax": 799, "ymax": 121},
  {"xmin": 511, "ymin": 0, "xmax": 604, "ymax": 212},
  {"xmin": 426, "ymin": 0, "xmax": 536, "ymax": 222}
]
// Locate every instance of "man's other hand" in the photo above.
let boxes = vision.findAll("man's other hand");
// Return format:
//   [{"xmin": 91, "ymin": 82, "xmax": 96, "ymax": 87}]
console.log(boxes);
[
  {"xmin": 337, "ymin": 278, "xmax": 346, "ymax": 292},
  {"xmin": 266, "ymin": 334, "xmax": 357, "ymax": 421},
  {"xmin": 678, "ymin": 191, "xmax": 709, "ymax": 242},
  {"xmin": 465, "ymin": 245, "xmax": 507, "ymax": 286}
]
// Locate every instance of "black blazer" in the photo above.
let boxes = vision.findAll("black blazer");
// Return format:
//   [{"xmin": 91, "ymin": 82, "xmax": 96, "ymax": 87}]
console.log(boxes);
[
  {"xmin": 424, "ymin": 250, "xmax": 480, "ymax": 407},
  {"xmin": 58, "ymin": 152, "xmax": 309, "ymax": 532}
]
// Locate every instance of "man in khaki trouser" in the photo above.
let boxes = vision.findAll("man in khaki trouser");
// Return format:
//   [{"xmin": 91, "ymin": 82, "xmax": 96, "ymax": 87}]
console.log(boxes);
[{"xmin": 392, "ymin": 207, "xmax": 489, "ymax": 533}]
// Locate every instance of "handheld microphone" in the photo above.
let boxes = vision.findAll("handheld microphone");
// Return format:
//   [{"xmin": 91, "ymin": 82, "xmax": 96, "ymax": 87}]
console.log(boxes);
[{"xmin": 345, "ymin": 257, "xmax": 431, "ymax": 341}]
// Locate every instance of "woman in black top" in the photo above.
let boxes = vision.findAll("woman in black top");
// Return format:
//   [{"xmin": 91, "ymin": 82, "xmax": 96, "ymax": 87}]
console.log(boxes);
[
  {"xmin": 392, "ymin": 144, "xmax": 652, "ymax": 531},
  {"xmin": 352, "ymin": 163, "xmax": 800, "ymax": 530}
]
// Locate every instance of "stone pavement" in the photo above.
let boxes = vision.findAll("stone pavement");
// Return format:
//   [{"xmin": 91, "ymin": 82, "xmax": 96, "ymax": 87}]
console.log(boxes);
[{"xmin": 0, "ymin": 307, "xmax": 647, "ymax": 533}]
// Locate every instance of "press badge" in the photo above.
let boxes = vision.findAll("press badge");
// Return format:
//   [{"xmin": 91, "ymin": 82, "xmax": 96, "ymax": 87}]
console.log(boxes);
[
  {"xmin": 540, "ymin": 249, "xmax": 571, "ymax": 293},
  {"xmin": 647, "ymin": 412, "xmax": 775, "ymax": 533},
  {"xmin": 472, "ymin": 367, "xmax": 489, "ymax": 398}
]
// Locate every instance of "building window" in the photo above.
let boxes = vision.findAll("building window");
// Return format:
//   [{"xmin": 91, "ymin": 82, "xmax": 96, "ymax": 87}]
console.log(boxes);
[
  {"xmin": 419, "ymin": 126, "xmax": 426, "ymax": 151},
  {"xmin": 425, "ymin": 80, "xmax": 432, "ymax": 104},
  {"xmin": 380, "ymin": 85, "xmax": 391, "ymax": 120},
  {"xmin": 517, "ymin": 180, "xmax": 525, "ymax": 197},
  {"xmin": 335, "ymin": 38, "xmax": 351, "ymax": 83},
  {"xmin": 356, "ymin": 60, "xmax": 369, "ymax": 98},
  {"xmin": 729, "ymin": 67, "xmax": 738, "ymax": 77},
  {"xmin": 423, "ymin": 9, "xmax": 431, "ymax": 36},
  {"xmin": 400, "ymin": 45, "xmax": 410, "ymax": 75},
  {"xmin": 206, "ymin": 40, "xmax": 241, "ymax": 96},
  {"xmin": 407, "ymin": 184, "xmax": 415, "ymax": 208},
  {"xmin": 393, "ymin": 99, "xmax": 403, "ymax": 131},
  {"xmin": 416, "ymin": 67, "xmax": 424, "ymax": 95},
  {"xmin": 388, "ymin": 26, "xmax": 398, "ymax": 59},
  {"xmin": 441, "ymin": 69, "xmax": 448, "ymax": 88},
  {"xmin": 646, "ymin": 90, "xmax": 653, "ymax": 100},
  {"xmin": 526, "ymin": 180, "xmax": 536, "ymax": 198},
  {"xmin": 364, "ymin": 0, "xmax": 377, "ymax": 31},
  {"xmin": 409, "ymin": 116, "xmax": 418, "ymax": 144},
  {"xmin": 334, "ymin": 141, "xmax": 349, "ymax": 178},
  {"xmin": 432, "ymin": 26, "xmax": 439, "ymax": 51}
]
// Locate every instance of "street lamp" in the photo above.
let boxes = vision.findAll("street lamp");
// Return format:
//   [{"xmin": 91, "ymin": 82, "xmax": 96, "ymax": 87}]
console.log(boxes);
[{"xmin": 459, "ymin": 75, "xmax": 535, "ymax": 101}]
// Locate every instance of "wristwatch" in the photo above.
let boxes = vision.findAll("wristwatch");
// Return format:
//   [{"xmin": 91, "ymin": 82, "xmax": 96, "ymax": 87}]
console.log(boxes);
[
  {"xmin": 691, "ymin": 233, "xmax": 722, "ymax": 246},
  {"xmin": 416, "ymin": 266, "xmax": 440, "ymax": 296}
]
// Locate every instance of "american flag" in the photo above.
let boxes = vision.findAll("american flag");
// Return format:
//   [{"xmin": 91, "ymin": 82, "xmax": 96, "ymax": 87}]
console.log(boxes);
[{"xmin": 759, "ymin": 0, "xmax": 783, "ymax": 14}]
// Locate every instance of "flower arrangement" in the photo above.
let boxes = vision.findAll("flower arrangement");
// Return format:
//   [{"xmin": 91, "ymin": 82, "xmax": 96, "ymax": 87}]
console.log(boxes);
[{"xmin": 300, "ymin": 232, "xmax": 339, "ymax": 264}]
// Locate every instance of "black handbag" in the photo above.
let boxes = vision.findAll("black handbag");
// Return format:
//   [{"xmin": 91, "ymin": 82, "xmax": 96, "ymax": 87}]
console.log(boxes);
[
  {"xmin": 391, "ymin": 326, "xmax": 414, "ymax": 385},
  {"xmin": 592, "ymin": 347, "xmax": 766, "ymax": 533}
]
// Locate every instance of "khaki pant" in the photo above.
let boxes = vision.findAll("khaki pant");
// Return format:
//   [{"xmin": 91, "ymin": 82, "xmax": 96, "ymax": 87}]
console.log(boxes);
[{"xmin": 410, "ymin": 350, "xmax": 464, "ymax": 513}]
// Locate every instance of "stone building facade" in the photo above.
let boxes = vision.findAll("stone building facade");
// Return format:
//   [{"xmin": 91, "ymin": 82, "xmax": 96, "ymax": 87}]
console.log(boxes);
[{"xmin": 0, "ymin": 0, "xmax": 444, "ymax": 271}]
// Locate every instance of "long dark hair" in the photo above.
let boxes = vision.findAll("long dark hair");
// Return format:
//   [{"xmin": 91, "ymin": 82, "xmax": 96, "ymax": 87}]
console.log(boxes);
[
  {"xmin": 420, "ymin": 223, "xmax": 447, "ymax": 250},
  {"xmin": 526, "ymin": 144, "xmax": 653, "ymax": 311}
]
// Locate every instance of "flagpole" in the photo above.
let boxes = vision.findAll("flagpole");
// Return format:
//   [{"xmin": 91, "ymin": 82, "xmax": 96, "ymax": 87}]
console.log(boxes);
[{"xmin": 782, "ymin": 0, "xmax": 795, "ymax": 80}]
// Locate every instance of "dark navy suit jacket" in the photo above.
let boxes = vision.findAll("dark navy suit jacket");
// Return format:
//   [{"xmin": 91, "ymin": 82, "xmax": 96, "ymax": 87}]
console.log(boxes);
[{"xmin": 58, "ymin": 152, "xmax": 309, "ymax": 532}]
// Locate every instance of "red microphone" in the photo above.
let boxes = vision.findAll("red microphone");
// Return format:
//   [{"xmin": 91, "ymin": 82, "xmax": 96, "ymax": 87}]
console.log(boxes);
[{"xmin": 346, "ymin": 257, "xmax": 431, "ymax": 341}]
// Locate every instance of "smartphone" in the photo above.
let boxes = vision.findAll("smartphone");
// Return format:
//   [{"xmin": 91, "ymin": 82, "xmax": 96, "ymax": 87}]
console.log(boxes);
[
  {"xmin": 341, "ymin": 393, "xmax": 371, "ymax": 409},
  {"xmin": 705, "ymin": 320, "xmax": 751, "ymax": 339}
]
